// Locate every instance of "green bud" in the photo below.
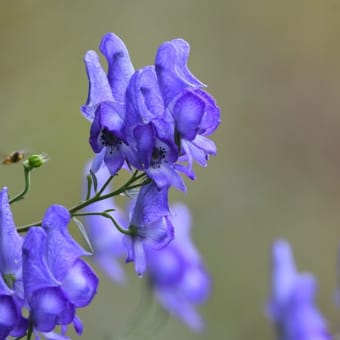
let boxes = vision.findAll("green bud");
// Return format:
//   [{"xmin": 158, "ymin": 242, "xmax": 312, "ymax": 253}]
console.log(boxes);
[{"xmin": 24, "ymin": 153, "xmax": 49, "ymax": 169}]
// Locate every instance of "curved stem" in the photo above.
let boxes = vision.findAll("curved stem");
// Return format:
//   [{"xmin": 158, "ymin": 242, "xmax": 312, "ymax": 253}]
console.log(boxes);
[
  {"xmin": 73, "ymin": 211, "xmax": 132, "ymax": 236},
  {"xmin": 9, "ymin": 167, "xmax": 32, "ymax": 204}
]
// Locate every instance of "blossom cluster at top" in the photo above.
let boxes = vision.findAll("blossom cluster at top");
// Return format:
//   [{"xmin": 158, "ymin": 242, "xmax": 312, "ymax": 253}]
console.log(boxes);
[{"xmin": 81, "ymin": 32, "xmax": 220, "ymax": 277}]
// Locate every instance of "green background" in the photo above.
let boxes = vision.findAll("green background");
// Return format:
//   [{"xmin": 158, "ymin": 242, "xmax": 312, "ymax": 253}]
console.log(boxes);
[{"xmin": 1, "ymin": 1, "xmax": 340, "ymax": 339}]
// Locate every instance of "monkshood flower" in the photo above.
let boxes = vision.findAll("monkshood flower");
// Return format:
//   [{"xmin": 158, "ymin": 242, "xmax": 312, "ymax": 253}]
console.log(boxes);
[
  {"xmin": 155, "ymin": 39, "xmax": 220, "ymax": 171},
  {"xmin": 124, "ymin": 181, "xmax": 174, "ymax": 277},
  {"xmin": 81, "ymin": 33, "xmax": 135, "ymax": 174},
  {"xmin": 125, "ymin": 66, "xmax": 186, "ymax": 191},
  {"xmin": 0, "ymin": 187, "xmax": 28, "ymax": 339},
  {"xmin": 145, "ymin": 203, "xmax": 211, "ymax": 332},
  {"xmin": 267, "ymin": 239, "xmax": 332, "ymax": 340},
  {"xmin": 82, "ymin": 162, "xmax": 126, "ymax": 283},
  {"xmin": 22, "ymin": 205, "xmax": 99, "ymax": 338}
]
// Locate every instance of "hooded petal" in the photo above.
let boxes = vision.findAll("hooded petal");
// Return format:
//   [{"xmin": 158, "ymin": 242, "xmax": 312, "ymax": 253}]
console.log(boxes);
[
  {"xmin": 42, "ymin": 205, "xmax": 89, "ymax": 282},
  {"xmin": 155, "ymin": 39, "xmax": 205, "ymax": 107},
  {"xmin": 81, "ymin": 51, "xmax": 113, "ymax": 121},
  {"xmin": 99, "ymin": 33, "xmax": 134, "ymax": 104},
  {"xmin": 0, "ymin": 187, "xmax": 23, "ymax": 278}
]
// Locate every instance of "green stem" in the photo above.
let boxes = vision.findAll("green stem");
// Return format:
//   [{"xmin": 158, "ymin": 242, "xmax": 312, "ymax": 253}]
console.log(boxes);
[
  {"xmin": 9, "ymin": 167, "xmax": 32, "ymax": 204},
  {"xmin": 73, "ymin": 211, "xmax": 131, "ymax": 235},
  {"xmin": 17, "ymin": 171, "xmax": 149, "ymax": 233}
]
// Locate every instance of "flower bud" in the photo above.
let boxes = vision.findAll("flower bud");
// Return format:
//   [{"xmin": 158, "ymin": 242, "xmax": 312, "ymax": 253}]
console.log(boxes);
[{"xmin": 24, "ymin": 153, "xmax": 49, "ymax": 169}]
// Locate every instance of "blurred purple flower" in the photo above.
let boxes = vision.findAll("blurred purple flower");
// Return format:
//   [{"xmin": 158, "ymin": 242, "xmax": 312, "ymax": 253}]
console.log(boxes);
[
  {"xmin": 82, "ymin": 162, "xmax": 127, "ymax": 284},
  {"xmin": 267, "ymin": 239, "xmax": 332, "ymax": 340},
  {"xmin": 145, "ymin": 203, "xmax": 211, "ymax": 332},
  {"xmin": 124, "ymin": 182, "xmax": 174, "ymax": 277},
  {"xmin": 22, "ymin": 205, "xmax": 98, "ymax": 338}
]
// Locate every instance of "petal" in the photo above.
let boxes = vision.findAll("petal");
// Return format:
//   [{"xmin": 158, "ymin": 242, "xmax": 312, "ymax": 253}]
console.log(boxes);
[
  {"xmin": 0, "ymin": 187, "xmax": 23, "ymax": 278},
  {"xmin": 125, "ymin": 66, "xmax": 164, "ymax": 124},
  {"xmin": 146, "ymin": 163, "xmax": 186, "ymax": 192},
  {"xmin": 155, "ymin": 39, "xmax": 205, "ymax": 107},
  {"xmin": 22, "ymin": 228, "xmax": 58, "ymax": 298},
  {"xmin": 0, "ymin": 295, "xmax": 19, "ymax": 339},
  {"xmin": 173, "ymin": 91, "xmax": 205, "ymax": 140},
  {"xmin": 30, "ymin": 287, "xmax": 74, "ymax": 332},
  {"xmin": 194, "ymin": 89, "xmax": 221, "ymax": 136},
  {"xmin": 99, "ymin": 33, "xmax": 134, "ymax": 104},
  {"xmin": 104, "ymin": 148, "xmax": 125, "ymax": 176},
  {"xmin": 62, "ymin": 259, "xmax": 98, "ymax": 308},
  {"xmin": 131, "ymin": 182, "xmax": 170, "ymax": 227},
  {"xmin": 81, "ymin": 50, "xmax": 113, "ymax": 121},
  {"xmin": 133, "ymin": 239, "xmax": 146, "ymax": 278},
  {"xmin": 42, "ymin": 205, "xmax": 89, "ymax": 282},
  {"xmin": 155, "ymin": 288, "xmax": 205, "ymax": 332}
]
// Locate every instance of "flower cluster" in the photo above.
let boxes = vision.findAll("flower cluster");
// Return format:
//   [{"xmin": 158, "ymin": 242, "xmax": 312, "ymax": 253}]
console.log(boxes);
[
  {"xmin": 0, "ymin": 188, "xmax": 98, "ymax": 339},
  {"xmin": 0, "ymin": 32, "xmax": 219, "ymax": 339},
  {"xmin": 81, "ymin": 32, "xmax": 220, "ymax": 278}
]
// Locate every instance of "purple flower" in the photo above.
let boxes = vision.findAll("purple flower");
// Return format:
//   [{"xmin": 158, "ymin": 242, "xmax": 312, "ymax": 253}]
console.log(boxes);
[
  {"xmin": 124, "ymin": 66, "xmax": 186, "ymax": 191},
  {"xmin": 155, "ymin": 39, "xmax": 220, "ymax": 171},
  {"xmin": 145, "ymin": 203, "xmax": 211, "ymax": 332},
  {"xmin": 0, "ymin": 187, "xmax": 28, "ymax": 339},
  {"xmin": 123, "ymin": 182, "xmax": 174, "ymax": 277},
  {"xmin": 82, "ymin": 162, "xmax": 127, "ymax": 283},
  {"xmin": 22, "ymin": 205, "xmax": 98, "ymax": 337},
  {"xmin": 81, "ymin": 33, "xmax": 135, "ymax": 175},
  {"xmin": 267, "ymin": 240, "xmax": 332, "ymax": 340}
]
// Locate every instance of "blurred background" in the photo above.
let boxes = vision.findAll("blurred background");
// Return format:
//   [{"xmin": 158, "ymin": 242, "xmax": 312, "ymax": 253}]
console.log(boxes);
[{"xmin": 1, "ymin": 0, "xmax": 340, "ymax": 339}]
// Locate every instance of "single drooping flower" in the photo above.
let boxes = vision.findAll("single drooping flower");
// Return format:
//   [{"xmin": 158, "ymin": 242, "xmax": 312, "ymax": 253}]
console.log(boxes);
[
  {"xmin": 82, "ymin": 33, "xmax": 135, "ymax": 174},
  {"xmin": 124, "ymin": 66, "xmax": 186, "ymax": 191},
  {"xmin": 0, "ymin": 187, "xmax": 28, "ymax": 339},
  {"xmin": 145, "ymin": 203, "xmax": 211, "ymax": 332},
  {"xmin": 123, "ymin": 181, "xmax": 174, "ymax": 277},
  {"xmin": 267, "ymin": 240, "xmax": 332, "ymax": 340},
  {"xmin": 155, "ymin": 39, "xmax": 220, "ymax": 172},
  {"xmin": 22, "ymin": 205, "xmax": 98, "ymax": 338},
  {"xmin": 82, "ymin": 161, "xmax": 127, "ymax": 283}
]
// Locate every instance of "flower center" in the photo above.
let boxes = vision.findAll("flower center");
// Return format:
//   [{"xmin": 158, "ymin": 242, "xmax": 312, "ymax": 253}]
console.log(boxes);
[
  {"xmin": 151, "ymin": 146, "xmax": 167, "ymax": 168},
  {"xmin": 100, "ymin": 128, "xmax": 123, "ymax": 153}
]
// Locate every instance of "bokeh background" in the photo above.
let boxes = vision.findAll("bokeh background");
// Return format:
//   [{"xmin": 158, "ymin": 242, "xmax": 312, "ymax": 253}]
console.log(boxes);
[{"xmin": 1, "ymin": 1, "xmax": 340, "ymax": 339}]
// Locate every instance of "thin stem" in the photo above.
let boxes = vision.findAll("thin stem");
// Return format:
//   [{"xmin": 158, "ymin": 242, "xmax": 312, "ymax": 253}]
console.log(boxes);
[
  {"xmin": 17, "ymin": 171, "xmax": 149, "ymax": 233},
  {"xmin": 73, "ymin": 211, "xmax": 131, "ymax": 235},
  {"xmin": 9, "ymin": 167, "xmax": 32, "ymax": 204},
  {"xmin": 96, "ymin": 174, "xmax": 114, "ymax": 196}
]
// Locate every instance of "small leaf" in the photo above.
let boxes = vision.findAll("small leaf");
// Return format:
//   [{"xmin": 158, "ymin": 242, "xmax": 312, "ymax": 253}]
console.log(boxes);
[
  {"xmin": 72, "ymin": 217, "xmax": 94, "ymax": 253},
  {"xmin": 90, "ymin": 169, "xmax": 98, "ymax": 193}
]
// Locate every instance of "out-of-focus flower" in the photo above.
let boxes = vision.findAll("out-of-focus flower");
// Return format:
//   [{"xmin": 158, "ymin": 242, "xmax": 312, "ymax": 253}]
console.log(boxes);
[
  {"xmin": 0, "ymin": 187, "xmax": 28, "ymax": 339},
  {"xmin": 124, "ymin": 182, "xmax": 174, "ymax": 277},
  {"xmin": 82, "ymin": 162, "xmax": 127, "ymax": 283},
  {"xmin": 145, "ymin": 203, "xmax": 211, "ymax": 332},
  {"xmin": 22, "ymin": 205, "xmax": 98, "ymax": 338},
  {"xmin": 267, "ymin": 239, "xmax": 332, "ymax": 340}
]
